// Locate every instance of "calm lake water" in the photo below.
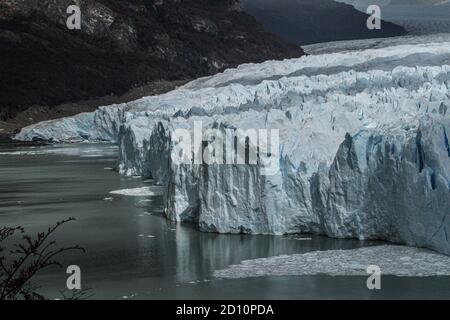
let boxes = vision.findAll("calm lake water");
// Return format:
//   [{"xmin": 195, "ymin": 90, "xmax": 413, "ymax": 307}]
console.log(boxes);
[{"xmin": 1, "ymin": 143, "xmax": 450, "ymax": 300}]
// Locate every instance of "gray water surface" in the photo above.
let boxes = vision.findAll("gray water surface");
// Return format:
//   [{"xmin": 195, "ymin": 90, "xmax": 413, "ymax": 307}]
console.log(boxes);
[{"xmin": 1, "ymin": 143, "xmax": 449, "ymax": 299}]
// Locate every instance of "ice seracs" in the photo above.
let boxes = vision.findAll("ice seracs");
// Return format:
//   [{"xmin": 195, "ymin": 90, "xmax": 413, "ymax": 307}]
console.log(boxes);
[{"xmin": 15, "ymin": 36, "xmax": 450, "ymax": 255}]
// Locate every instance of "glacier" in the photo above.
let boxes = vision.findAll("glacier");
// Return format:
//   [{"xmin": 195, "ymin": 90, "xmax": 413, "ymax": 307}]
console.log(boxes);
[{"xmin": 15, "ymin": 36, "xmax": 450, "ymax": 255}]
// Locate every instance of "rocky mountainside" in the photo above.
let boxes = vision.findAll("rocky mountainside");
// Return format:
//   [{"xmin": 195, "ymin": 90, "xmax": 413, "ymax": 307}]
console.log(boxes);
[
  {"xmin": 241, "ymin": 0, "xmax": 406, "ymax": 45},
  {"xmin": 0, "ymin": 0, "xmax": 303, "ymax": 121}
]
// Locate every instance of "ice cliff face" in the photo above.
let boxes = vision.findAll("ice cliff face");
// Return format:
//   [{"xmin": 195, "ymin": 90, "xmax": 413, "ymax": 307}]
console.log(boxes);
[{"xmin": 15, "ymin": 37, "xmax": 450, "ymax": 255}]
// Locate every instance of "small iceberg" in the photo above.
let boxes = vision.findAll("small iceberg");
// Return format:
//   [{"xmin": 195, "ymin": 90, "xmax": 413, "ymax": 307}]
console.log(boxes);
[{"xmin": 138, "ymin": 234, "xmax": 156, "ymax": 238}]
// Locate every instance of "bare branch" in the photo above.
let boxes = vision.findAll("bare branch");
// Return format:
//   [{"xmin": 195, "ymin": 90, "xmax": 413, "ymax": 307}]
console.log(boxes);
[{"xmin": 0, "ymin": 218, "xmax": 88, "ymax": 300}]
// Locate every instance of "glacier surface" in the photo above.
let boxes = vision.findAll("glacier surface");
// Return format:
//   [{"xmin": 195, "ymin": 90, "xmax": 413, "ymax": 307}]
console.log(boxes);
[{"xmin": 15, "ymin": 36, "xmax": 450, "ymax": 255}]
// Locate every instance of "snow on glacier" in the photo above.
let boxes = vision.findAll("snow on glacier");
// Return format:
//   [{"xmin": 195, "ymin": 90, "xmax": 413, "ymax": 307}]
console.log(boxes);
[
  {"xmin": 14, "ymin": 37, "xmax": 450, "ymax": 255},
  {"xmin": 213, "ymin": 245, "xmax": 450, "ymax": 279}
]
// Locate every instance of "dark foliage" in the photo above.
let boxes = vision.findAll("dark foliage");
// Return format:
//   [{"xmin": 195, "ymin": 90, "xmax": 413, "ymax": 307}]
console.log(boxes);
[{"xmin": 0, "ymin": 218, "xmax": 90, "ymax": 300}]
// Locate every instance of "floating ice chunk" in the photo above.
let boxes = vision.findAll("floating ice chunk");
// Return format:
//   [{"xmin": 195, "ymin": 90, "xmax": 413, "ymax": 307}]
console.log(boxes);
[
  {"xmin": 80, "ymin": 154, "xmax": 104, "ymax": 158},
  {"xmin": 137, "ymin": 234, "xmax": 155, "ymax": 238},
  {"xmin": 214, "ymin": 246, "xmax": 450, "ymax": 279},
  {"xmin": 137, "ymin": 212, "xmax": 152, "ymax": 217},
  {"xmin": 110, "ymin": 186, "xmax": 164, "ymax": 197}
]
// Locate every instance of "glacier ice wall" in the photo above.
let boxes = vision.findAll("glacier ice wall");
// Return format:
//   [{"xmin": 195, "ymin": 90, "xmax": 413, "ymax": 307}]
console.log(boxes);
[{"xmin": 15, "ymin": 39, "xmax": 450, "ymax": 255}]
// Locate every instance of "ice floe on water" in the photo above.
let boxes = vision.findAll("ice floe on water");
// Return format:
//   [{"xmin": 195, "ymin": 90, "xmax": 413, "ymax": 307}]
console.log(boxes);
[
  {"xmin": 138, "ymin": 234, "xmax": 155, "ymax": 238},
  {"xmin": 109, "ymin": 186, "xmax": 164, "ymax": 197},
  {"xmin": 121, "ymin": 293, "xmax": 137, "ymax": 299},
  {"xmin": 137, "ymin": 212, "xmax": 152, "ymax": 217},
  {"xmin": 214, "ymin": 246, "xmax": 450, "ymax": 279}
]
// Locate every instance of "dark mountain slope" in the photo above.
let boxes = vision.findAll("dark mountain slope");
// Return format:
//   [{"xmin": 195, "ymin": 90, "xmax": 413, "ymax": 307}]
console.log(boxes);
[
  {"xmin": 0, "ymin": 0, "xmax": 303, "ymax": 120},
  {"xmin": 241, "ymin": 0, "xmax": 407, "ymax": 46}
]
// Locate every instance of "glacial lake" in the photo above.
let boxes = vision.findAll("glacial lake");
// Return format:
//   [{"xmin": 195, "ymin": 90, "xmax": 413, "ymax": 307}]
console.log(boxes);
[{"xmin": 1, "ymin": 143, "xmax": 450, "ymax": 299}]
